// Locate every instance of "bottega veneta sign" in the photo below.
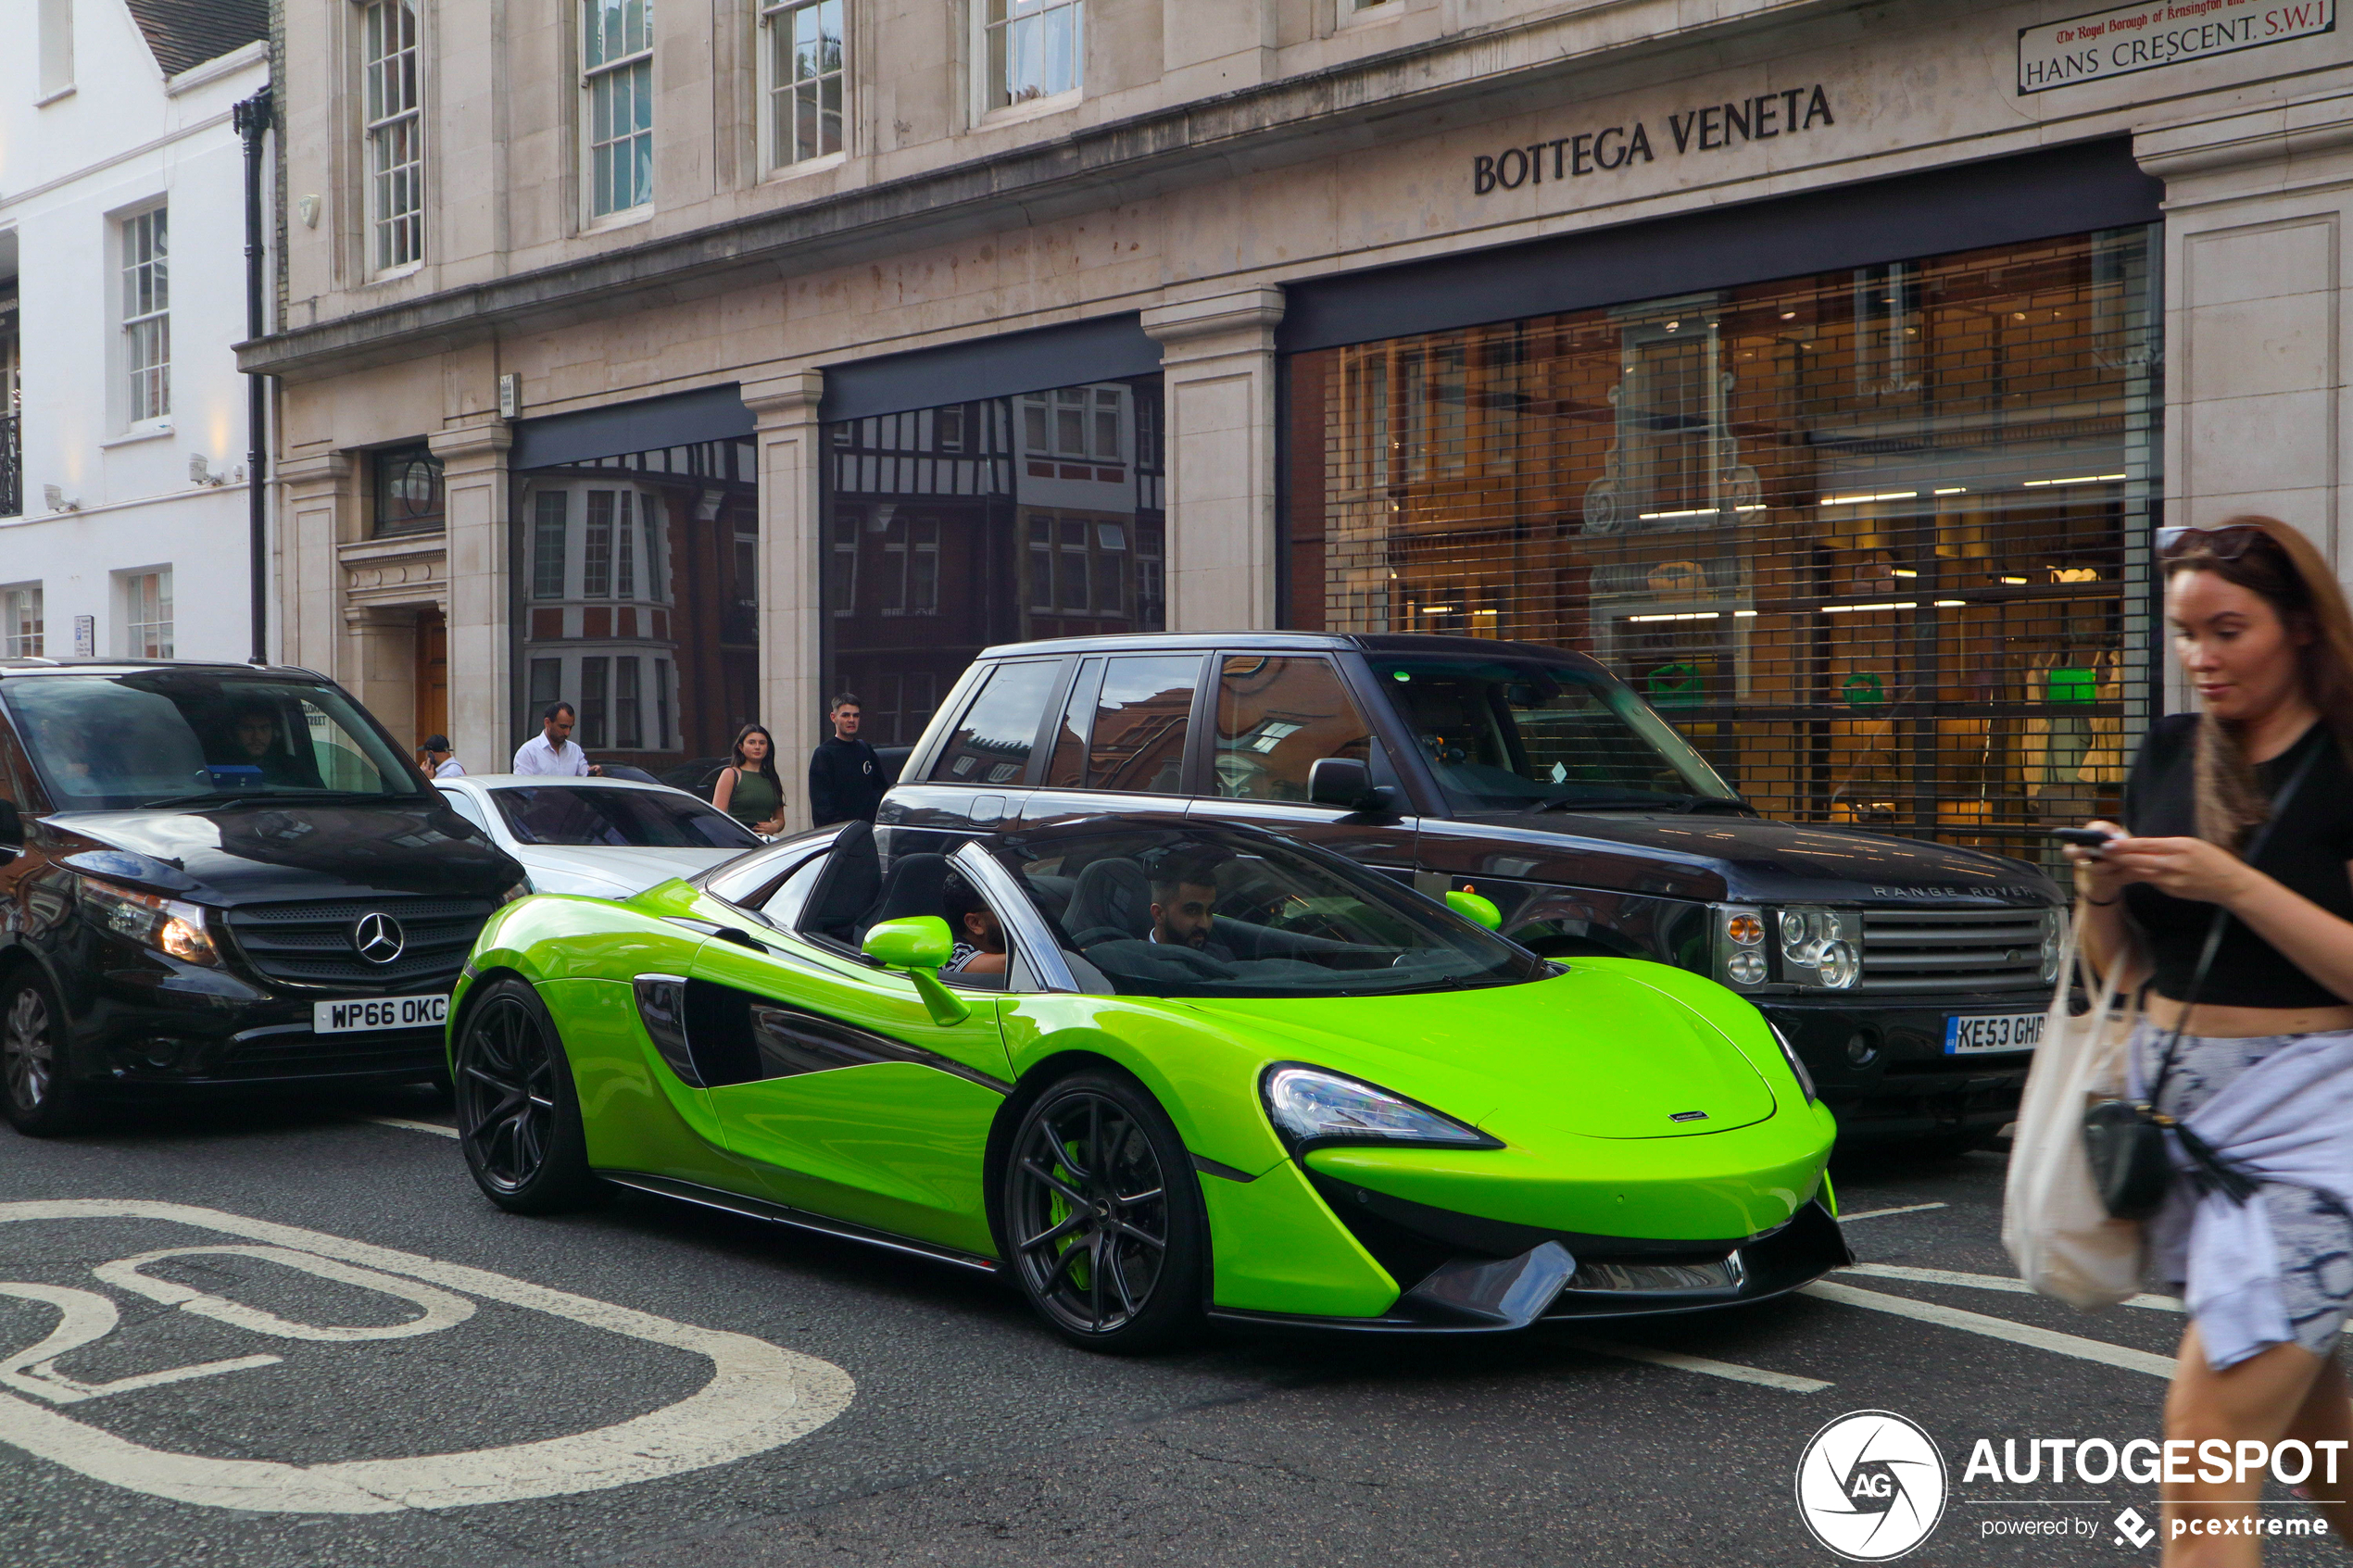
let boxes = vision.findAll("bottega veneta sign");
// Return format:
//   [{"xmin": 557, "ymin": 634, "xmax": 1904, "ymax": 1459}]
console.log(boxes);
[
  {"xmin": 2017, "ymin": 0, "xmax": 2333, "ymax": 92},
  {"xmin": 1471, "ymin": 85, "xmax": 1835, "ymax": 194}
]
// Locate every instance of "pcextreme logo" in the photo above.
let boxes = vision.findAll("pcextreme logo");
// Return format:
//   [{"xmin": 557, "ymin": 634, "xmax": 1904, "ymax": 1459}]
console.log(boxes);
[{"xmin": 1795, "ymin": 1410, "xmax": 1950, "ymax": 1561}]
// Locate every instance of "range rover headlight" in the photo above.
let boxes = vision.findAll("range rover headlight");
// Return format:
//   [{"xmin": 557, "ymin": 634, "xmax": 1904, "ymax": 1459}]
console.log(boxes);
[
  {"xmin": 77, "ymin": 876, "xmax": 219, "ymax": 967},
  {"xmin": 1715, "ymin": 904, "xmax": 1768, "ymax": 986},
  {"xmin": 2040, "ymin": 907, "xmax": 2065, "ymax": 984},
  {"xmin": 1777, "ymin": 906, "xmax": 1860, "ymax": 990},
  {"xmin": 1260, "ymin": 1064, "xmax": 1498, "ymax": 1152}
]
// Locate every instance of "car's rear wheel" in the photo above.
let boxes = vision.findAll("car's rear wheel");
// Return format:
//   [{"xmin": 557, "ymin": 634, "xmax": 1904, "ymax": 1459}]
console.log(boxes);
[
  {"xmin": 453, "ymin": 977, "xmax": 600, "ymax": 1213},
  {"xmin": 2, "ymin": 971, "xmax": 93, "ymax": 1137},
  {"xmin": 1000, "ymin": 1070, "xmax": 1204, "ymax": 1354}
]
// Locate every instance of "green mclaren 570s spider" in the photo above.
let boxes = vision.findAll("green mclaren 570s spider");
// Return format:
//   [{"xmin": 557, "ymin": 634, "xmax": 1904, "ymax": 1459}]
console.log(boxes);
[{"xmin": 446, "ymin": 812, "xmax": 1848, "ymax": 1351}]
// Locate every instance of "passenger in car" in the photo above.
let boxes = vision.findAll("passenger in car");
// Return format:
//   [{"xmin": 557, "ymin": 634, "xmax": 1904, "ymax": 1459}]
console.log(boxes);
[{"xmin": 941, "ymin": 872, "xmax": 1008, "ymax": 976}]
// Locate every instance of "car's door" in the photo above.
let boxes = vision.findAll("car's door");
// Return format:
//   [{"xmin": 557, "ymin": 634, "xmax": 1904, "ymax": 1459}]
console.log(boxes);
[
  {"xmin": 1185, "ymin": 652, "xmax": 1420, "ymax": 870},
  {"xmin": 686, "ymin": 845, "xmax": 1016, "ymax": 1259}
]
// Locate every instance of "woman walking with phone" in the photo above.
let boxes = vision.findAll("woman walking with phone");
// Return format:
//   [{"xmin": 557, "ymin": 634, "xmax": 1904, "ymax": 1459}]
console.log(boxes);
[
  {"xmin": 713, "ymin": 723, "xmax": 787, "ymax": 837},
  {"xmin": 2071, "ymin": 517, "xmax": 2353, "ymax": 1562}
]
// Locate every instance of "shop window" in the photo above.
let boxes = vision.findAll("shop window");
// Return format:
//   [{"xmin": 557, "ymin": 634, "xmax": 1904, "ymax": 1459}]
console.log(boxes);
[
  {"xmin": 1284, "ymin": 227, "xmax": 2160, "ymax": 864},
  {"xmin": 513, "ymin": 435, "xmax": 756, "ymax": 767},
  {"xmin": 1214, "ymin": 656, "xmax": 1374, "ymax": 803},
  {"xmin": 820, "ymin": 375, "xmax": 1163, "ymax": 746},
  {"xmin": 373, "ymin": 445, "xmax": 446, "ymax": 536}
]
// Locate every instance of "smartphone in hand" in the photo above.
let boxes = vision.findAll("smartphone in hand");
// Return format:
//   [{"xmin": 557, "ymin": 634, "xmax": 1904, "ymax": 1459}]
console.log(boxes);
[{"xmin": 2052, "ymin": 827, "xmax": 2118, "ymax": 853}]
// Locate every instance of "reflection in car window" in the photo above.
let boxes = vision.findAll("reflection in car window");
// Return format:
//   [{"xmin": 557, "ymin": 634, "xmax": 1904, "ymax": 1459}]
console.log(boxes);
[
  {"xmin": 1084, "ymin": 655, "xmax": 1196, "ymax": 794},
  {"xmin": 491, "ymin": 786, "xmax": 762, "ymax": 848},
  {"xmin": 991, "ymin": 823, "xmax": 1544, "ymax": 999},
  {"xmin": 1368, "ymin": 656, "xmax": 1739, "ymax": 814},
  {"xmin": 2, "ymin": 672, "xmax": 428, "ymax": 810},
  {"xmin": 1214, "ymin": 656, "xmax": 1373, "ymax": 803},
  {"xmin": 928, "ymin": 660, "xmax": 1062, "ymax": 785}
]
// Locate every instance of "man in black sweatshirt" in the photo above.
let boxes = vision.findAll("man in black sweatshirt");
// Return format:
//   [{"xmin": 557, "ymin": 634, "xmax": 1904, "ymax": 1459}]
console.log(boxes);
[{"xmin": 809, "ymin": 694, "xmax": 886, "ymax": 826}]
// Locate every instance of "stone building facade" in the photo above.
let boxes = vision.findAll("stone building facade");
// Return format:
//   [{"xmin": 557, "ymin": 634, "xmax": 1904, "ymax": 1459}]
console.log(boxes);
[{"xmin": 246, "ymin": 0, "xmax": 2349, "ymax": 843}]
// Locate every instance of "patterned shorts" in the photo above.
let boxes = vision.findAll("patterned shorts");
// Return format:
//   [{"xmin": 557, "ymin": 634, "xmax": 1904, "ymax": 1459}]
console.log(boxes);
[{"xmin": 2133, "ymin": 1022, "xmax": 2353, "ymax": 1359}]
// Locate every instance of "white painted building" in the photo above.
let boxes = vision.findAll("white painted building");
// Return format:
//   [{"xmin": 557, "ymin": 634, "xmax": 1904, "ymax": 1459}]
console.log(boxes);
[{"xmin": 0, "ymin": 1, "xmax": 270, "ymax": 665}]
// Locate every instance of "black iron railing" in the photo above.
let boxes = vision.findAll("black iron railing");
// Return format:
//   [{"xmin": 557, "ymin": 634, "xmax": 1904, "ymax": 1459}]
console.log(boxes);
[{"xmin": 0, "ymin": 413, "xmax": 19, "ymax": 518}]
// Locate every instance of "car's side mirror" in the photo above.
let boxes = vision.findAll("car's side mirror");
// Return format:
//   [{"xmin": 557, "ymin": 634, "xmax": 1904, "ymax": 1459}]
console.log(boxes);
[
  {"xmin": 862, "ymin": 915, "xmax": 970, "ymax": 1025},
  {"xmin": 0, "ymin": 798, "xmax": 21, "ymax": 853},
  {"xmin": 1308, "ymin": 758, "xmax": 1396, "ymax": 817},
  {"xmin": 1444, "ymin": 890, "xmax": 1502, "ymax": 932}
]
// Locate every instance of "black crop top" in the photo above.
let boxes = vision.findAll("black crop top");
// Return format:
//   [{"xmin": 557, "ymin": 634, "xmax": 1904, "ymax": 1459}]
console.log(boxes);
[{"xmin": 2121, "ymin": 714, "xmax": 2353, "ymax": 1008}]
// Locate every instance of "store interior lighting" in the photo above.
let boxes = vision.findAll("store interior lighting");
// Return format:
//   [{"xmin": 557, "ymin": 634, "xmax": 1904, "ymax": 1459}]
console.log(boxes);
[{"xmin": 1821, "ymin": 601, "xmax": 1918, "ymax": 614}]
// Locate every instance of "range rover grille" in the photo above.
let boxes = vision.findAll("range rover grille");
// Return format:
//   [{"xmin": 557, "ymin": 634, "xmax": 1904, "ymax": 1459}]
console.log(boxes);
[
  {"xmin": 1857, "ymin": 908, "xmax": 2052, "ymax": 995},
  {"xmin": 224, "ymin": 896, "xmax": 493, "ymax": 990}
]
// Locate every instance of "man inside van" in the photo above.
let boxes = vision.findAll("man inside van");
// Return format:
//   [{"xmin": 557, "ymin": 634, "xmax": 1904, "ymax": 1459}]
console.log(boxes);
[{"xmin": 809, "ymin": 693, "xmax": 883, "ymax": 826}]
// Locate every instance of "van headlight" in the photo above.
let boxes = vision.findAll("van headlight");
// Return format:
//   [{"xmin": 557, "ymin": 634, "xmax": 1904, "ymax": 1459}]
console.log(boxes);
[
  {"xmin": 77, "ymin": 877, "xmax": 219, "ymax": 966},
  {"xmin": 1777, "ymin": 906, "xmax": 1860, "ymax": 990}
]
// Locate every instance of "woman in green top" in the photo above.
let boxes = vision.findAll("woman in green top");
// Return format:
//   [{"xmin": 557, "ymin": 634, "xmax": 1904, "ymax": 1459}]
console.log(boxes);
[{"xmin": 712, "ymin": 723, "xmax": 786, "ymax": 835}]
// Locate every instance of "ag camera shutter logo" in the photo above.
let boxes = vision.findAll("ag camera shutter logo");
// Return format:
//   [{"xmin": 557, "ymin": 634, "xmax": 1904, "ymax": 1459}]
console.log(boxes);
[{"xmin": 1794, "ymin": 1410, "xmax": 1948, "ymax": 1560}]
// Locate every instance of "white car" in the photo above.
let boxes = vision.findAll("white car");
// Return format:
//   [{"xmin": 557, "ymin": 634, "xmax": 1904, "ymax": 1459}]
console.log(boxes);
[{"xmin": 433, "ymin": 774, "xmax": 764, "ymax": 898}]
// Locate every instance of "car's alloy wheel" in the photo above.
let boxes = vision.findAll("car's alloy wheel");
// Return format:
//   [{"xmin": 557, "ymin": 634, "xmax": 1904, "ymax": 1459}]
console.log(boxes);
[
  {"xmin": 2, "ymin": 972, "xmax": 89, "ymax": 1137},
  {"xmin": 1003, "ymin": 1072, "xmax": 1204, "ymax": 1352},
  {"xmin": 453, "ymin": 977, "xmax": 599, "ymax": 1213}
]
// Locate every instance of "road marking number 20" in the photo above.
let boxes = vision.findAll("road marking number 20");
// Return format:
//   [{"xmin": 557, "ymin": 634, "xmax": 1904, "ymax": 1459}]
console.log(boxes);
[{"xmin": 0, "ymin": 1199, "xmax": 855, "ymax": 1513}]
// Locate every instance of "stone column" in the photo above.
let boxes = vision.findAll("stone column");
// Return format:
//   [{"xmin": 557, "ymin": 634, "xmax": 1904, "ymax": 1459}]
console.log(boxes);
[
  {"xmin": 1143, "ymin": 287, "xmax": 1287, "ymax": 633},
  {"xmin": 743, "ymin": 369, "xmax": 826, "ymax": 832},
  {"xmin": 430, "ymin": 419, "xmax": 514, "ymax": 771},
  {"xmin": 275, "ymin": 449, "xmax": 354, "ymax": 679}
]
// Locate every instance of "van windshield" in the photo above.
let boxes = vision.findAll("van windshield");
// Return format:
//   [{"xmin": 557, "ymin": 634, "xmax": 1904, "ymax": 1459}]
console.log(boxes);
[
  {"xmin": 2, "ymin": 672, "xmax": 429, "ymax": 811},
  {"xmin": 1366, "ymin": 655, "xmax": 1743, "ymax": 815}
]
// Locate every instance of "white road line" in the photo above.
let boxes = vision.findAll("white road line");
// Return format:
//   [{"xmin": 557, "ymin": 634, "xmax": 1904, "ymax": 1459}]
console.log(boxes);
[
  {"xmin": 1564, "ymin": 1336, "xmax": 1832, "ymax": 1394},
  {"xmin": 359, "ymin": 1117, "xmax": 459, "ymax": 1139},
  {"xmin": 1835, "ymin": 1202, "xmax": 1948, "ymax": 1223},
  {"xmin": 1801, "ymin": 1280, "xmax": 2177, "ymax": 1378},
  {"xmin": 1839, "ymin": 1262, "xmax": 2183, "ymax": 1313}
]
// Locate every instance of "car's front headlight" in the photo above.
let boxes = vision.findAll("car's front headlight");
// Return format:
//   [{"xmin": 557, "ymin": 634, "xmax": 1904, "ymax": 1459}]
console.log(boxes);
[
  {"xmin": 1714, "ymin": 904, "xmax": 1768, "ymax": 986},
  {"xmin": 2040, "ymin": 907, "xmax": 2065, "ymax": 984},
  {"xmin": 77, "ymin": 876, "xmax": 218, "ymax": 966},
  {"xmin": 1260, "ymin": 1064, "xmax": 1498, "ymax": 1153},
  {"xmin": 497, "ymin": 879, "xmax": 533, "ymax": 906},
  {"xmin": 1776, "ymin": 906, "xmax": 1860, "ymax": 990}
]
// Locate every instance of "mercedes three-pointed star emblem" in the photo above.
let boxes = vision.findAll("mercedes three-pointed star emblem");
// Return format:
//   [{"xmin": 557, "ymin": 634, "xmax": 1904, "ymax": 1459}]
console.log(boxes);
[{"xmin": 351, "ymin": 911, "xmax": 407, "ymax": 966}]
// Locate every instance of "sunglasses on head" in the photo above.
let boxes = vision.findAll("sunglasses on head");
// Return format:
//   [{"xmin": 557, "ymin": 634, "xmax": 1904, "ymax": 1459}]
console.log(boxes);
[{"xmin": 2157, "ymin": 523, "xmax": 2269, "ymax": 560}]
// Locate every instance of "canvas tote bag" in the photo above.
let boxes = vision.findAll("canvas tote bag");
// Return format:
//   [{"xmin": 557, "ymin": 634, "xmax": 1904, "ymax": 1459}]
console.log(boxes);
[{"xmin": 2002, "ymin": 906, "xmax": 2145, "ymax": 1309}]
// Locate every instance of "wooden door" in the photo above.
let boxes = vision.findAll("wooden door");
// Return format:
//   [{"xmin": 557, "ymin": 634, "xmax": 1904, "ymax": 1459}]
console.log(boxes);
[{"xmin": 414, "ymin": 608, "xmax": 448, "ymax": 746}]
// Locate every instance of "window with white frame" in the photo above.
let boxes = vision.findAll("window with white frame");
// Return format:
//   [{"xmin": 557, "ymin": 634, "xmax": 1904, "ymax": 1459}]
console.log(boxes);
[
  {"xmin": 120, "ymin": 570, "xmax": 172, "ymax": 659},
  {"xmin": 1, "ymin": 585, "xmax": 42, "ymax": 658},
  {"xmin": 763, "ymin": 0, "xmax": 843, "ymax": 168},
  {"xmin": 120, "ymin": 208, "xmax": 169, "ymax": 424},
  {"xmin": 361, "ymin": 1, "xmax": 425, "ymax": 270},
  {"xmin": 978, "ymin": 0, "xmax": 1081, "ymax": 113},
  {"xmin": 583, "ymin": 0, "xmax": 654, "ymax": 218}
]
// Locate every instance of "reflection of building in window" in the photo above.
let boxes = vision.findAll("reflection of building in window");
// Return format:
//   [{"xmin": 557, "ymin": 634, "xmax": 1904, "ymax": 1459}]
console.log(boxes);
[
  {"xmin": 978, "ymin": 0, "xmax": 1081, "ymax": 111},
  {"xmin": 361, "ymin": 1, "xmax": 425, "ymax": 270},
  {"xmin": 514, "ymin": 437, "xmax": 757, "ymax": 764},
  {"xmin": 2, "ymin": 584, "xmax": 42, "ymax": 657},
  {"xmin": 821, "ymin": 378, "xmax": 1164, "ymax": 746},
  {"xmin": 1289, "ymin": 229, "xmax": 2157, "ymax": 861},
  {"xmin": 583, "ymin": 0, "xmax": 653, "ymax": 217},
  {"xmin": 372, "ymin": 445, "xmax": 445, "ymax": 536},
  {"xmin": 763, "ymin": 0, "xmax": 844, "ymax": 167}
]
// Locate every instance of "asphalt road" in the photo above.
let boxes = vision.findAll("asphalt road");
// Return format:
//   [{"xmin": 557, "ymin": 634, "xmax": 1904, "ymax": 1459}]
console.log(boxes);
[{"xmin": 0, "ymin": 1093, "xmax": 2342, "ymax": 1568}]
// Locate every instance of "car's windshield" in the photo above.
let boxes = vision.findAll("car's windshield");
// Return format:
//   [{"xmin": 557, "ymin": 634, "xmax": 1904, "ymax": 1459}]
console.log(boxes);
[
  {"xmin": 993, "ymin": 823, "xmax": 1548, "ymax": 999},
  {"xmin": 2, "ymin": 672, "xmax": 428, "ymax": 810},
  {"xmin": 1367, "ymin": 655, "xmax": 1739, "ymax": 814},
  {"xmin": 492, "ymin": 785, "xmax": 761, "ymax": 849}
]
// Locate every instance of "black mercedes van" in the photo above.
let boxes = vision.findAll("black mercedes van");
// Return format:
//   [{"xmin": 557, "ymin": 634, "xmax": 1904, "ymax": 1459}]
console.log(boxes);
[
  {"xmin": 0, "ymin": 659, "xmax": 526, "ymax": 1135},
  {"xmin": 878, "ymin": 633, "xmax": 2066, "ymax": 1150}
]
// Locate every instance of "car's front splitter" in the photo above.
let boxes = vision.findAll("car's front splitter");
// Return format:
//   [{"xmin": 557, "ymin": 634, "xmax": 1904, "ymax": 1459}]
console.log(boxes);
[{"xmin": 1205, "ymin": 1199, "xmax": 1852, "ymax": 1336}]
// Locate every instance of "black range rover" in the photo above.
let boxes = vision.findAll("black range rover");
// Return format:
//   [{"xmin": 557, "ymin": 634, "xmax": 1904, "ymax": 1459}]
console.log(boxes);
[
  {"xmin": 879, "ymin": 633, "xmax": 2066, "ymax": 1151},
  {"xmin": 0, "ymin": 659, "xmax": 526, "ymax": 1135}
]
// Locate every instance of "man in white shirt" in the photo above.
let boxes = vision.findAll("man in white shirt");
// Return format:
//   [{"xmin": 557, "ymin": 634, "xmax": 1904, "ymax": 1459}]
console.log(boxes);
[
  {"xmin": 511, "ymin": 703, "xmax": 598, "ymax": 776},
  {"xmin": 420, "ymin": 735, "xmax": 465, "ymax": 778}
]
